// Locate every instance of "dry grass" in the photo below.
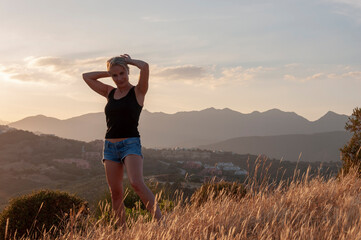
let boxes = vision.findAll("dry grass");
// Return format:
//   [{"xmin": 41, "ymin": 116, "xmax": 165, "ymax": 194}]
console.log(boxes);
[{"xmin": 8, "ymin": 167, "xmax": 361, "ymax": 240}]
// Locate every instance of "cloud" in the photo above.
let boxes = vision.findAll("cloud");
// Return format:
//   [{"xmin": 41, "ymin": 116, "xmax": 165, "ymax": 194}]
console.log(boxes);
[
  {"xmin": 341, "ymin": 71, "xmax": 361, "ymax": 79},
  {"xmin": 284, "ymin": 73, "xmax": 325, "ymax": 82},
  {"xmin": 0, "ymin": 56, "xmax": 108, "ymax": 84},
  {"xmin": 150, "ymin": 64, "xmax": 270, "ymax": 88},
  {"xmin": 2, "ymin": 56, "xmax": 360, "ymax": 88},
  {"xmin": 282, "ymin": 62, "xmax": 361, "ymax": 82},
  {"xmin": 324, "ymin": 0, "xmax": 361, "ymax": 22},
  {"xmin": 28, "ymin": 56, "xmax": 107, "ymax": 76},
  {"xmin": 0, "ymin": 62, "xmax": 64, "ymax": 83},
  {"xmin": 308, "ymin": 73, "xmax": 324, "ymax": 80},
  {"xmin": 1, "ymin": 57, "xmax": 211, "ymax": 85},
  {"xmin": 152, "ymin": 65, "xmax": 206, "ymax": 80},
  {"xmin": 284, "ymin": 69, "xmax": 361, "ymax": 83},
  {"xmin": 284, "ymin": 74, "xmax": 297, "ymax": 82},
  {"xmin": 29, "ymin": 56, "xmax": 69, "ymax": 67},
  {"xmin": 220, "ymin": 66, "xmax": 269, "ymax": 84}
]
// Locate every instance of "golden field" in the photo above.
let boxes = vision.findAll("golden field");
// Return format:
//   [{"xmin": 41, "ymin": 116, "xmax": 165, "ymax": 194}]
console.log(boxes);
[{"xmin": 5, "ymin": 167, "xmax": 361, "ymax": 240}]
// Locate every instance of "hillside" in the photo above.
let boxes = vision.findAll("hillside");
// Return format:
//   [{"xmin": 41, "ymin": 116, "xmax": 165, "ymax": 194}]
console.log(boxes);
[
  {"xmin": 200, "ymin": 131, "xmax": 351, "ymax": 162},
  {"xmin": 0, "ymin": 129, "xmax": 341, "ymax": 211},
  {"xmin": 0, "ymin": 129, "xmax": 178, "ymax": 210},
  {"xmin": 0, "ymin": 129, "xmax": 104, "ymax": 209},
  {"xmin": 8, "ymin": 108, "xmax": 348, "ymax": 148},
  {"xmin": 14, "ymin": 168, "xmax": 361, "ymax": 239}
]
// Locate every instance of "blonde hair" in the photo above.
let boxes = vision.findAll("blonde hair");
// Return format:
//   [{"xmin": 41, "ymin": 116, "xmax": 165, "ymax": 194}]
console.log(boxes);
[{"xmin": 106, "ymin": 57, "xmax": 129, "ymax": 73}]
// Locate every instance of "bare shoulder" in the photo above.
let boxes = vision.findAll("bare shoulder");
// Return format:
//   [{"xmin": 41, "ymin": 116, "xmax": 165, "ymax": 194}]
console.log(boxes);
[{"xmin": 106, "ymin": 86, "xmax": 115, "ymax": 98}]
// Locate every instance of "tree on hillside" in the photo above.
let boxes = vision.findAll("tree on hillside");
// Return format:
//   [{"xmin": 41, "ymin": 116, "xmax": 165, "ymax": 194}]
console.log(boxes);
[{"xmin": 340, "ymin": 107, "xmax": 361, "ymax": 175}]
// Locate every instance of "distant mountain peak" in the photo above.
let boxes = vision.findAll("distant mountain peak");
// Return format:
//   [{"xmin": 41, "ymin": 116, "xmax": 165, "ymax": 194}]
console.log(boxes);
[
  {"xmin": 34, "ymin": 114, "xmax": 48, "ymax": 118},
  {"xmin": 262, "ymin": 108, "xmax": 299, "ymax": 116},
  {"xmin": 324, "ymin": 111, "xmax": 338, "ymax": 116},
  {"xmin": 28, "ymin": 114, "xmax": 60, "ymax": 121},
  {"xmin": 201, "ymin": 107, "xmax": 217, "ymax": 112},
  {"xmin": 264, "ymin": 108, "xmax": 298, "ymax": 114},
  {"xmin": 198, "ymin": 107, "xmax": 244, "ymax": 116},
  {"xmin": 9, "ymin": 114, "xmax": 61, "ymax": 126},
  {"xmin": 316, "ymin": 111, "xmax": 348, "ymax": 122},
  {"xmin": 266, "ymin": 108, "xmax": 282, "ymax": 112},
  {"xmin": 251, "ymin": 110, "xmax": 261, "ymax": 114}
]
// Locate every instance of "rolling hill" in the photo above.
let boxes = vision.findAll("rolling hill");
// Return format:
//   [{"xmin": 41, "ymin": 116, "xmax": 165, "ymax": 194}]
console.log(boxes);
[{"xmin": 200, "ymin": 131, "xmax": 351, "ymax": 162}]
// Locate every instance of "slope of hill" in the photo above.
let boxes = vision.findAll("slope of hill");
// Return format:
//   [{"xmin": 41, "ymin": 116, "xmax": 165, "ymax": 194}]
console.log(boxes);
[
  {"xmin": 0, "ymin": 129, "xmax": 342, "ymax": 212},
  {"xmin": 48, "ymin": 172, "xmax": 361, "ymax": 240},
  {"xmin": 0, "ymin": 129, "xmax": 171, "ymax": 211},
  {"xmin": 9, "ymin": 108, "xmax": 349, "ymax": 148},
  {"xmin": 200, "ymin": 131, "xmax": 351, "ymax": 162},
  {"xmin": 0, "ymin": 129, "xmax": 104, "ymax": 202}
]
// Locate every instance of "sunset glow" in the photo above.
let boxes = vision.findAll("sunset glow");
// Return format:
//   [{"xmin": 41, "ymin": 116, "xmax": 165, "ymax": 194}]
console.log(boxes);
[{"xmin": 1, "ymin": 0, "xmax": 361, "ymax": 122}]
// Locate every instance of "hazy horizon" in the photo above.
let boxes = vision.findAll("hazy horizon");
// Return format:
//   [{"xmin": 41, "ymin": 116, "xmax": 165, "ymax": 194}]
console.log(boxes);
[
  {"xmin": 1, "ymin": 0, "xmax": 360, "ymax": 122},
  {"xmin": 0, "ymin": 107, "xmax": 350, "ymax": 124}
]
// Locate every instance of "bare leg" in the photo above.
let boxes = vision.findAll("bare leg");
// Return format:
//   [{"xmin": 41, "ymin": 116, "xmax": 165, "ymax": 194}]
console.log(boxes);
[
  {"xmin": 103, "ymin": 160, "xmax": 126, "ymax": 226},
  {"xmin": 124, "ymin": 155, "xmax": 162, "ymax": 220}
]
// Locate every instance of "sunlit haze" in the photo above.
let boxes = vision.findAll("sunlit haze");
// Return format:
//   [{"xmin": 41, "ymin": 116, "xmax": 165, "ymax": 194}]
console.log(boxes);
[{"xmin": 1, "ymin": 0, "xmax": 361, "ymax": 122}]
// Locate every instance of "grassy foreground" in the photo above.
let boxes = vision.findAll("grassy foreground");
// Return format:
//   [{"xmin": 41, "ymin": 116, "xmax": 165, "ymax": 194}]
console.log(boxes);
[{"xmin": 7, "ymin": 168, "xmax": 361, "ymax": 240}]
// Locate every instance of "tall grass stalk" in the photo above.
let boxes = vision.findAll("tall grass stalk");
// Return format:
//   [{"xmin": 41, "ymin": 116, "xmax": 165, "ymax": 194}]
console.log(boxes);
[{"xmin": 8, "ymin": 161, "xmax": 361, "ymax": 239}]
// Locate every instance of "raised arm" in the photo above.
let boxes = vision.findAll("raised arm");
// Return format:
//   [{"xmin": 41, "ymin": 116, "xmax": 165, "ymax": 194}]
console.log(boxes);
[
  {"xmin": 82, "ymin": 71, "xmax": 114, "ymax": 98},
  {"xmin": 121, "ymin": 54, "xmax": 149, "ymax": 96}
]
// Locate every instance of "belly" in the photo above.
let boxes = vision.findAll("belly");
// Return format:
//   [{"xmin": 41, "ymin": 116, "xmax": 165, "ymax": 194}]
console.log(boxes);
[{"xmin": 105, "ymin": 138, "xmax": 128, "ymax": 143}]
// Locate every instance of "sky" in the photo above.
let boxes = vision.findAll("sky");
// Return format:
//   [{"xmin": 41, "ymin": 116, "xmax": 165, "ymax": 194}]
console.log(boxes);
[{"xmin": 0, "ymin": 0, "xmax": 361, "ymax": 122}]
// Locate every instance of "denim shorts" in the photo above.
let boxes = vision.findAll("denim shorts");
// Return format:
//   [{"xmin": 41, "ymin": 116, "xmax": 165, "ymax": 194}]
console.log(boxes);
[{"xmin": 102, "ymin": 137, "xmax": 143, "ymax": 164}]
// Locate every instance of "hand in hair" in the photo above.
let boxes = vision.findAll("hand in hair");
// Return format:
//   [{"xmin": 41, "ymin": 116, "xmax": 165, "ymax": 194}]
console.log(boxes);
[
  {"xmin": 117, "ymin": 54, "xmax": 149, "ymax": 96},
  {"xmin": 120, "ymin": 54, "xmax": 132, "ymax": 63}
]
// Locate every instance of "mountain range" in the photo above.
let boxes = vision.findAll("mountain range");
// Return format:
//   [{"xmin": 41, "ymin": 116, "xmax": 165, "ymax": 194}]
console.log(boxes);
[
  {"xmin": 8, "ymin": 108, "xmax": 349, "ymax": 148},
  {"xmin": 5, "ymin": 108, "xmax": 351, "ymax": 162}
]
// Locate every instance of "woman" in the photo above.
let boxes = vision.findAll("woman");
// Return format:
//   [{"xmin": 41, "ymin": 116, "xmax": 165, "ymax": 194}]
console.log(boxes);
[{"xmin": 82, "ymin": 54, "xmax": 162, "ymax": 225}]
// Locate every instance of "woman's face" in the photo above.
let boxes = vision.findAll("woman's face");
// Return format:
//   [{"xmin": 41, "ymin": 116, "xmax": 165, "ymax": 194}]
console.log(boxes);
[{"xmin": 108, "ymin": 65, "xmax": 129, "ymax": 88}]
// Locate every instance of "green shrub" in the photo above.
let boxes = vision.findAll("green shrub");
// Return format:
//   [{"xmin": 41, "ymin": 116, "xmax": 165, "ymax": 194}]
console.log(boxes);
[
  {"xmin": 191, "ymin": 181, "xmax": 247, "ymax": 207},
  {"xmin": 0, "ymin": 189, "xmax": 88, "ymax": 239}
]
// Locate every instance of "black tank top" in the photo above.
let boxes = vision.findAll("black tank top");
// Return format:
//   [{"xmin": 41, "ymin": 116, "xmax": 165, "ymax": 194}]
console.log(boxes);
[{"xmin": 104, "ymin": 86, "xmax": 143, "ymax": 138}]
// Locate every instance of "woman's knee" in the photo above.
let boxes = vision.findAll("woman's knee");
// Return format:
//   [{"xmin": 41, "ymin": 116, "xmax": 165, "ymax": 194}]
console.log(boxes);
[{"xmin": 129, "ymin": 179, "xmax": 146, "ymax": 192}]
